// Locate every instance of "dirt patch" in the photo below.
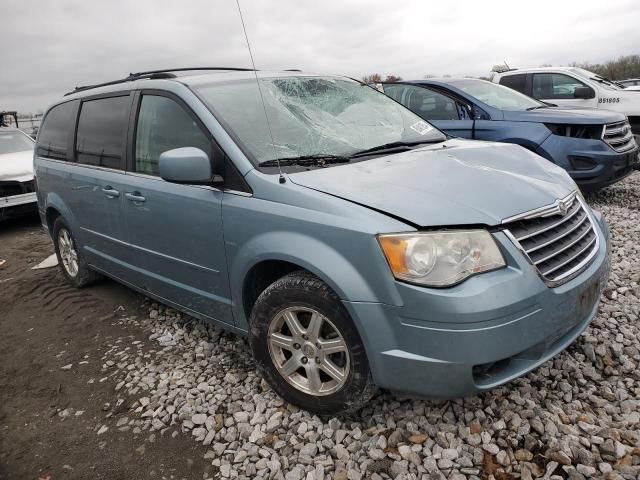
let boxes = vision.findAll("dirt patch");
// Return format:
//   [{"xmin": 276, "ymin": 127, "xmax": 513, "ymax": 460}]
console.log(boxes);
[{"xmin": 0, "ymin": 215, "xmax": 213, "ymax": 480}]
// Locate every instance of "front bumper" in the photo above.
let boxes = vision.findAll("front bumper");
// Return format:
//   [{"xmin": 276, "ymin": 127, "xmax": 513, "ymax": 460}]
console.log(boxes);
[
  {"xmin": 0, "ymin": 192, "xmax": 38, "ymax": 218},
  {"xmin": 1, "ymin": 191, "xmax": 37, "ymax": 208},
  {"xmin": 344, "ymin": 214, "xmax": 610, "ymax": 398},
  {"xmin": 536, "ymin": 136, "xmax": 638, "ymax": 192}
]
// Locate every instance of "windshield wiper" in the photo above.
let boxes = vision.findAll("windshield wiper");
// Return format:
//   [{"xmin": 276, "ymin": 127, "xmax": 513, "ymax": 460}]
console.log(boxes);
[
  {"xmin": 591, "ymin": 76, "xmax": 622, "ymax": 89},
  {"xmin": 526, "ymin": 105, "xmax": 549, "ymax": 110},
  {"xmin": 349, "ymin": 140, "xmax": 442, "ymax": 158},
  {"xmin": 259, "ymin": 154, "xmax": 351, "ymax": 168}
]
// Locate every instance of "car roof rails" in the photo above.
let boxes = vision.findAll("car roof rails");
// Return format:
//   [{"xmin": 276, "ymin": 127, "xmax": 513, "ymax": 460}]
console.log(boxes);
[{"xmin": 64, "ymin": 67, "xmax": 258, "ymax": 96}]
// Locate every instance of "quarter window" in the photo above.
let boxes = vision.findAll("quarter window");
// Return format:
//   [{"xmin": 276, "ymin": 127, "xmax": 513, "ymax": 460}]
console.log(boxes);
[
  {"xmin": 499, "ymin": 74, "xmax": 527, "ymax": 94},
  {"xmin": 532, "ymin": 73, "xmax": 590, "ymax": 100},
  {"xmin": 134, "ymin": 95, "xmax": 211, "ymax": 176},
  {"xmin": 76, "ymin": 96, "xmax": 129, "ymax": 169},
  {"xmin": 36, "ymin": 101, "xmax": 76, "ymax": 160},
  {"xmin": 383, "ymin": 84, "xmax": 463, "ymax": 120}
]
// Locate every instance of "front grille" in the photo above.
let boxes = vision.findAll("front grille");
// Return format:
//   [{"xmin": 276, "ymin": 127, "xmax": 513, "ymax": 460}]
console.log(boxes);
[
  {"xmin": 504, "ymin": 192, "xmax": 598, "ymax": 285},
  {"xmin": 603, "ymin": 120, "xmax": 636, "ymax": 153},
  {"xmin": 0, "ymin": 180, "xmax": 35, "ymax": 198}
]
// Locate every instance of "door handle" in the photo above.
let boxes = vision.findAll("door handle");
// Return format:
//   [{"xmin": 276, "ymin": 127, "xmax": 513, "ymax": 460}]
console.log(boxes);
[
  {"xmin": 102, "ymin": 186, "xmax": 120, "ymax": 198},
  {"xmin": 125, "ymin": 192, "xmax": 146, "ymax": 203}
]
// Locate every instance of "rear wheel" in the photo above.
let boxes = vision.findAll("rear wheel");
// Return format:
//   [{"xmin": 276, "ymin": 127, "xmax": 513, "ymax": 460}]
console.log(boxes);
[
  {"xmin": 249, "ymin": 271, "xmax": 376, "ymax": 415},
  {"xmin": 52, "ymin": 217, "xmax": 101, "ymax": 288}
]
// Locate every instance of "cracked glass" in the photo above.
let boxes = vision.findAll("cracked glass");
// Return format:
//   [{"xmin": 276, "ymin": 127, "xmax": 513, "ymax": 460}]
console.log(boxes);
[{"xmin": 194, "ymin": 76, "xmax": 445, "ymax": 166}]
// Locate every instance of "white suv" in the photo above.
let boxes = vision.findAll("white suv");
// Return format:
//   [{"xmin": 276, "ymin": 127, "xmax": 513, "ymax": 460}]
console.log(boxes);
[{"xmin": 493, "ymin": 67, "xmax": 640, "ymax": 140}]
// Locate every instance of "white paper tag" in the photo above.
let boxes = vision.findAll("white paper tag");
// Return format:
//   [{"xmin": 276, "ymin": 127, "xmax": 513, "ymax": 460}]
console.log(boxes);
[{"xmin": 410, "ymin": 121, "xmax": 433, "ymax": 135}]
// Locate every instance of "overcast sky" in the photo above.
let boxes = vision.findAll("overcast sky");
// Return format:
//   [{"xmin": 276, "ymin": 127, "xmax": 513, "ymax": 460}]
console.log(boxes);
[{"xmin": 2, "ymin": 0, "xmax": 639, "ymax": 112}]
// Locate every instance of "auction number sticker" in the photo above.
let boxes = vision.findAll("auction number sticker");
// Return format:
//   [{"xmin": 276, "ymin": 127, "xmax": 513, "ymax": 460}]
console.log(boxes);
[
  {"xmin": 410, "ymin": 121, "xmax": 434, "ymax": 135},
  {"xmin": 599, "ymin": 97, "xmax": 620, "ymax": 103}
]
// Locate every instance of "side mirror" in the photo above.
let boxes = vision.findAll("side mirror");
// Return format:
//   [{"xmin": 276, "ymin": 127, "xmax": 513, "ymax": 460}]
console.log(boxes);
[
  {"xmin": 573, "ymin": 86, "xmax": 595, "ymax": 99},
  {"xmin": 159, "ymin": 147, "xmax": 222, "ymax": 185}
]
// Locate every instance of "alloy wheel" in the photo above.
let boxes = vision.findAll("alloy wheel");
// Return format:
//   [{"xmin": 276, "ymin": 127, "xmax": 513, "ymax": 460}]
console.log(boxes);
[
  {"xmin": 58, "ymin": 228, "xmax": 79, "ymax": 277},
  {"xmin": 267, "ymin": 306, "xmax": 350, "ymax": 396}
]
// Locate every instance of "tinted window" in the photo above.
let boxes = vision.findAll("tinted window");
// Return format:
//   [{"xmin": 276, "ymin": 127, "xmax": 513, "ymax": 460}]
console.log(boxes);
[
  {"xmin": 76, "ymin": 96, "xmax": 129, "ymax": 169},
  {"xmin": 36, "ymin": 101, "xmax": 75, "ymax": 160},
  {"xmin": 134, "ymin": 95, "xmax": 211, "ymax": 176},
  {"xmin": 532, "ymin": 73, "xmax": 589, "ymax": 100},
  {"xmin": 499, "ymin": 74, "xmax": 527, "ymax": 94},
  {"xmin": 383, "ymin": 84, "xmax": 462, "ymax": 121}
]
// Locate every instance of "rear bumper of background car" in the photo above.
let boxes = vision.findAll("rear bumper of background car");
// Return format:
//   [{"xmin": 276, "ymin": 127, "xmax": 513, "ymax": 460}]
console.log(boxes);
[{"xmin": 343, "ymin": 215, "xmax": 610, "ymax": 399}]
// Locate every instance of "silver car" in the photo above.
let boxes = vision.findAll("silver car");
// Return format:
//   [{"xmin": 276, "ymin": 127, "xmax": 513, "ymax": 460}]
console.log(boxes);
[{"xmin": 0, "ymin": 127, "xmax": 37, "ymax": 219}]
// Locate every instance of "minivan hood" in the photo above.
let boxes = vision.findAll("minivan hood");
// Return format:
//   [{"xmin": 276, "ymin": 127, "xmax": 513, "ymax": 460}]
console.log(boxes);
[
  {"xmin": 0, "ymin": 149, "xmax": 34, "ymax": 182},
  {"xmin": 503, "ymin": 106, "xmax": 625, "ymax": 124},
  {"xmin": 289, "ymin": 139, "xmax": 575, "ymax": 227}
]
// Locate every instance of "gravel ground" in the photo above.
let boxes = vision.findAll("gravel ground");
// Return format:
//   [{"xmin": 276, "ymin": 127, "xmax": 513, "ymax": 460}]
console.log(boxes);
[{"xmin": 101, "ymin": 173, "xmax": 640, "ymax": 480}]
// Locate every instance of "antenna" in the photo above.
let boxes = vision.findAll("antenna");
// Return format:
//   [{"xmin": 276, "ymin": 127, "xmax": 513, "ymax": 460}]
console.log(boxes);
[{"xmin": 235, "ymin": 0, "xmax": 285, "ymax": 184}]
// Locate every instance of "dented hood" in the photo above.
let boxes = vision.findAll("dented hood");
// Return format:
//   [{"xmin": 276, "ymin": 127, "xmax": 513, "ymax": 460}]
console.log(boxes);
[
  {"xmin": 0, "ymin": 150, "xmax": 34, "ymax": 182},
  {"xmin": 289, "ymin": 139, "xmax": 575, "ymax": 227}
]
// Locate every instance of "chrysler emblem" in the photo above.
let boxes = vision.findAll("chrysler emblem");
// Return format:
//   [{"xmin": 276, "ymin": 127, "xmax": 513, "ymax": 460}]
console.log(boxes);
[{"xmin": 557, "ymin": 199, "xmax": 569, "ymax": 215}]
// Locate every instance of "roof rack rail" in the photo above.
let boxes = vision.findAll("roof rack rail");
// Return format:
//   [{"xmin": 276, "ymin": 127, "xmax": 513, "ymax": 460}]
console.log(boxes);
[
  {"xmin": 64, "ymin": 67, "xmax": 257, "ymax": 96},
  {"xmin": 128, "ymin": 67, "xmax": 256, "ymax": 77}
]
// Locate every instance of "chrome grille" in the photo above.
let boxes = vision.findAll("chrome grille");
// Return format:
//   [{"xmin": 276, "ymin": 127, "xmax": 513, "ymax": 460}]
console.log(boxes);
[
  {"xmin": 504, "ymin": 192, "xmax": 599, "ymax": 285},
  {"xmin": 603, "ymin": 120, "xmax": 636, "ymax": 153}
]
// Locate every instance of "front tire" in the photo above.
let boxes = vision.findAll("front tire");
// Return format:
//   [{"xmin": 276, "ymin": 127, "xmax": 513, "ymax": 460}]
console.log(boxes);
[
  {"xmin": 249, "ymin": 271, "xmax": 376, "ymax": 415},
  {"xmin": 52, "ymin": 217, "xmax": 101, "ymax": 288}
]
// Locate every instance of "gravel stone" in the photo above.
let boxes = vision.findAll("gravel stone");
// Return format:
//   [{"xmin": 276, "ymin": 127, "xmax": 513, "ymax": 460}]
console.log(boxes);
[
  {"xmin": 191, "ymin": 414, "xmax": 207, "ymax": 425},
  {"xmin": 441, "ymin": 448, "xmax": 458, "ymax": 460}
]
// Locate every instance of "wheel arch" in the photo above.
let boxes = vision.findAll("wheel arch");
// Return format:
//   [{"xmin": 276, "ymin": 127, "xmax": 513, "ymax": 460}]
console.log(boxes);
[
  {"xmin": 42, "ymin": 192, "xmax": 81, "ymax": 237},
  {"xmin": 231, "ymin": 231, "xmax": 395, "ymax": 331}
]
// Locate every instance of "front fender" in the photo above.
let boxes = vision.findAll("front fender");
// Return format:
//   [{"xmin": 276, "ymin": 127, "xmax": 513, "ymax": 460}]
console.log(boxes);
[{"xmin": 228, "ymin": 230, "xmax": 401, "ymax": 330}]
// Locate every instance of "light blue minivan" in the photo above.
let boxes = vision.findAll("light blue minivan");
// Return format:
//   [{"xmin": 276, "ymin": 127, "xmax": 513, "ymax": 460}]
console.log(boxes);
[{"xmin": 35, "ymin": 68, "xmax": 611, "ymax": 414}]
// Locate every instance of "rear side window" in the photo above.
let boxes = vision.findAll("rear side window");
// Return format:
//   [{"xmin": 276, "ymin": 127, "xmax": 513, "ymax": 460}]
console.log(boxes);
[
  {"xmin": 383, "ymin": 84, "xmax": 463, "ymax": 121},
  {"xmin": 499, "ymin": 74, "xmax": 527, "ymax": 94},
  {"xmin": 76, "ymin": 96, "xmax": 129, "ymax": 169},
  {"xmin": 36, "ymin": 101, "xmax": 75, "ymax": 160},
  {"xmin": 134, "ymin": 95, "xmax": 211, "ymax": 176}
]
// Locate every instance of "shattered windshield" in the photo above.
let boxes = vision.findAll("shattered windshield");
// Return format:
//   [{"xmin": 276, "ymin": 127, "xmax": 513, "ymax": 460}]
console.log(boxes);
[
  {"xmin": 0, "ymin": 131, "xmax": 35, "ymax": 155},
  {"xmin": 193, "ymin": 76, "xmax": 445, "ymax": 166}
]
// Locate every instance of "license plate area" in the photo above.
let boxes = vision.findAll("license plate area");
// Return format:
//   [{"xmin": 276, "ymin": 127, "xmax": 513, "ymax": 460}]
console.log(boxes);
[{"xmin": 545, "ymin": 279, "xmax": 600, "ymax": 347}]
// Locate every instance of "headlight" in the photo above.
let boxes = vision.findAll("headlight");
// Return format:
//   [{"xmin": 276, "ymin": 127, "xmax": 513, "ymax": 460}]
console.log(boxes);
[{"xmin": 378, "ymin": 230, "xmax": 506, "ymax": 287}]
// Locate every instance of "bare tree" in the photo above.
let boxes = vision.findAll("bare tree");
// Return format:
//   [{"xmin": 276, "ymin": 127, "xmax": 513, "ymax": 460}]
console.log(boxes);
[
  {"xmin": 570, "ymin": 55, "xmax": 640, "ymax": 80},
  {"xmin": 361, "ymin": 73, "xmax": 382, "ymax": 83},
  {"xmin": 362, "ymin": 74, "xmax": 403, "ymax": 83}
]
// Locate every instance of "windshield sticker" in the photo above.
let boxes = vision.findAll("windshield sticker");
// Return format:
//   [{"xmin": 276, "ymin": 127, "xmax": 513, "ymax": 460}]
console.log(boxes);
[{"xmin": 410, "ymin": 121, "xmax": 434, "ymax": 135}]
